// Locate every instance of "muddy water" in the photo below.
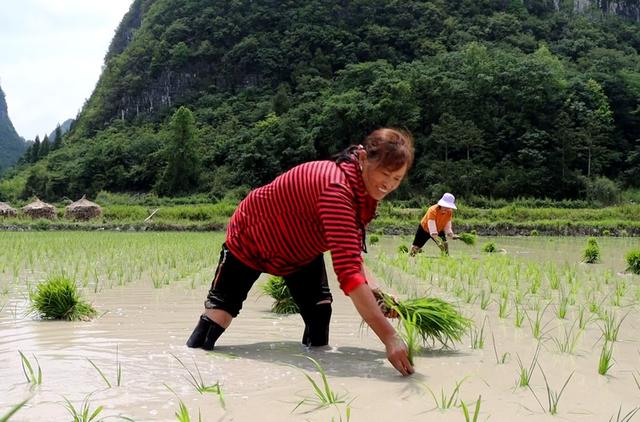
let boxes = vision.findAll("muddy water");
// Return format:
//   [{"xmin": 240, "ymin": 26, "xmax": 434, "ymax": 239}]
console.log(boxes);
[{"xmin": 1, "ymin": 233, "xmax": 639, "ymax": 421}]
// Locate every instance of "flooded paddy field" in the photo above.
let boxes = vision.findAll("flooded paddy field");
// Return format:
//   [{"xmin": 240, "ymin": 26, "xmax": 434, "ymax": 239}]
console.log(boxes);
[{"xmin": 1, "ymin": 232, "xmax": 639, "ymax": 421}]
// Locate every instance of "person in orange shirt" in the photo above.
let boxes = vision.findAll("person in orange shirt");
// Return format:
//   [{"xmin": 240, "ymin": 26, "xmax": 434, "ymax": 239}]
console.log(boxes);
[{"xmin": 410, "ymin": 193, "xmax": 458, "ymax": 256}]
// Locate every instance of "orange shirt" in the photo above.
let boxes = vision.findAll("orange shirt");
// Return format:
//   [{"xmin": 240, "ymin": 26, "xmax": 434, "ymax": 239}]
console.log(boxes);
[{"xmin": 420, "ymin": 204, "xmax": 452, "ymax": 233}]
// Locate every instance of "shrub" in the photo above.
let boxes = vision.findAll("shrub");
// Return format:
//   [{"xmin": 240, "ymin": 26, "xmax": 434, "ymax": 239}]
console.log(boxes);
[
  {"xmin": 583, "ymin": 238, "xmax": 600, "ymax": 264},
  {"xmin": 626, "ymin": 250, "xmax": 640, "ymax": 274},
  {"xmin": 482, "ymin": 242, "xmax": 497, "ymax": 253},
  {"xmin": 30, "ymin": 276, "xmax": 97, "ymax": 321},
  {"xmin": 584, "ymin": 176, "xmax": 621, "ymax": 206}
]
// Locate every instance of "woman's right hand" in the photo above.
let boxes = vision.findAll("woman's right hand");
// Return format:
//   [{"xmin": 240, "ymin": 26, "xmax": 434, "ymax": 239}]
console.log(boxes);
[{"xmin": 384, "ymin": 334, "xmax": 414, "ymax": 376}]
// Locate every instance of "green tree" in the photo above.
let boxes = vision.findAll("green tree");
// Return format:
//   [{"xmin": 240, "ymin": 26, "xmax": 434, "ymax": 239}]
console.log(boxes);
[
  {"xmin": 52, "ymin": 124, "xmax": 63, "ymax": 150},
  {"xmin": 30, "ymin": 136, "xmax": 41, "ymax": 163},
  {"xmin": 40, "ymin": 134, "xmax": 50, "ymax": 158},
  {"xmin": 155, "ymin": 106, "xmax": 200, "ymax": 195}
]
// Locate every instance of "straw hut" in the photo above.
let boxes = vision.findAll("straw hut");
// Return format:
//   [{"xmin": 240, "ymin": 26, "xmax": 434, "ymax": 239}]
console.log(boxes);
[
  {"xmin": 64, "ymin": 195, "xmax": 102, "ymax": 221},
  {"xmin": 0, "ymin": 202, "xmax": 17, "ymax": 217},
  {"xmin": 22, "ymin": 197, "xmax": 56, "ymax": 219}
]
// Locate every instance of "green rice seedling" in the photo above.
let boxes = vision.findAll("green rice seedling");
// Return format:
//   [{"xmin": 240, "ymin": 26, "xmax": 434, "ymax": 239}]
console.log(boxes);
[
  {"xmin": 552, "ymin": 324, "xmax": 582, "ymax": 355},
  {"xmin": 424, "ymin": 378, "xmax": 466, "ymax": 410},
  {"xmin": 557, "ymin": 292, "xmax": 569, "ymax": 320},
  {"xmin": 0, "ymin": 399, "xmax": 29, "ymax": 422},
  {"xmin": 598, "ymin": 341, "xmax": 614, "ymax": 376},
  {"xmin": 261, "ymin": 276, "xmax": 299, "ymax": 314},
  {"xmin": 514, "ymin": 304, "xmax": 525, "ymax": 328},
  {"xmin": 479, "ymin": 290, "xmax": 490, "ymax": 310},
  {"xmin": 582, "ymin": 238, "xmax": 601, "ymax": 264},
  {"xmin": 87, "ymin": 359, "xmax": 112, "ymax": 388},
  {"xmin": 515, "ymin": 343, "xmax": 540, "ymax": 388},
  {"xmin": 368, "ymin": 234, "xmax": 379, "ymax": 245},
  {"xmin": 171, "ymin": 354, "xmax": 225, "ymax": 408},
  {"xmin": 293, "ymin": 356, "xmax": 349, "ymax": 412},
  {"xmin": 397, "ymin": 311, "xmax": 421, "ymax": 365},
  {"xmin": 609, "ymin": 406, "xmax": 640, "ymax": 422},
  {"xmin": 458, "ymin": 233, "xmax": 477, "ymax": 246},
  {"xmin": 497, "ymin": 294, "xmax": 509, "ymax": 319},
  {"xmin": 398, "ymin": 244, "xmax": 409, "ymax": 254},
  {"xmin": 461, "ymin": 395, "xmax": 481, "ymax": 422},
  {"xmin": 491, "ymin": 332, "xmax": 509, "ymax": 364},
  {"xmin": 63, "ymin": 393, "xmax": 105, "ymax": 422},
  {"xmin": 470, "ymin": 318, "xmax": 486, "ymax": 350},
  {"xmin": 577, "ymin": 305, "xmax": 592, "ymax": 329},
  {"xmin": 526, "ymin": 303, "xmax": 552, "ymax": 340},
  {"xmin": 599, "ymin": 310, "xmax": 628, "ymax": 342},
  {"xmin": 379, "ymin": 292, "xmax": 472, "ymax": 347},
  {"xmin": 29, "ymin": 276, "xmax": 96, "ymax": 321},
  {"xmin": 18, "ymin": 351, "xmax": 42, "ymax": 387},
  {"xmin": 529, "ymin": 366, "xmax": 573, "ymax": 415},
  {"xmin": 165, "ymin": 384, "xmax": 202, "ymax": 422},
  {"xmin": 625, "ymin": 250, "xmax": 640, "ymax": 274},
  {"xmin": 482, "ymin": 242, "xmax": 496, "ymax": 253}
]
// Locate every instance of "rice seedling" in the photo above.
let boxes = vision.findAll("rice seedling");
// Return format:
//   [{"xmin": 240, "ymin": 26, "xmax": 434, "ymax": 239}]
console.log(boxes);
[
  {"xmin": 529, "ymin": 366, "xmax": 574, "ymax": 415},
  {"xmin": 87, "ymin": 359, "xmax": 112, "ymax": 388},
  {"xmin": 458, "ymin": 233, "xmax": 477, "ymax": 246},
  {"xmin": 515, "ymin": 343, "xmax": 540, "ymax": 387},
  {"xmin": 293, "ymin": 356, "xmax": 349, "ymax": 412},
  {"xmin": 87, "ymin": 347, "xmax": 122, "ymax": 388},
  {"xmin": 165, "ymin": 384, "xmax": 202, "ymax": 422},
  {"xmin": 557, "ymin": 292, "xmax": 569, "ymax": 320},
  {"xmin": 424, "ymin": 378, "xmax": 466, "ymax": 410},
  {"xmin": 29, "ymin": 276, "xmax": 96, "ymax": 321},
  {"xmin": 599, "ymin": 310, "xmax": 628, "ymax": 342},
  {"xmin": 62, "ymin": 393, "xmax": 106, "ymax": 422},
  {"xmin": 379, "ymin": 291, "xmax": 472, "ymax": 347},
  {"xmin": 530, "ymin": 229, "xmax": 539, "ymax": 236},
  {"xmin": 479, "ymin": 290, "xmax": 490, "ymax": 310},
  {"xmin": 526, "ymin": 303, "xmax": 552, "ymax": 340},
  {"xmin": 18, "ymin": 351, "xmax": 42, "ymax": 387},
  {"xmin": 582, "ymin": 237, "xmax": 601, "ymax": 264},
  {"xmin": 598, "ymin": 341, "xmax": 614, "ymax": 376},
  {"xmin": 482, "ymin": 242, "xmax": 496, "ymax": 253},
  {"xmin": 551, "ymin": 324, "xmax": 582, "ymax": 355},
  {"xmin": 461, "ymin": 395, "xmax": 481, "ymax": 422},
  {"xmin": 470, "ymin": 318, "xmax": 486, "ymax": 350},
  {"xmin": 398, "ymin": 312, "xmax": 421, "ymax": 365},
  {"xmin": 368, "ymin": 234, "xmax": 379, "ymax": 245},
  {"xmin": 171, "ymin": 354, "xmax": 225, "ymax": 408},
  {"xmin": 625, "ymin": 250, "xmax": 640, "ymax": 274},
  {"xmin": 398, "ymin": 244, "xmax": 409, "ymax": 254},
  {"xmin": 609, "ymin": 406, "xmax": 640, "ymax": 422},
  {"xmin": 514, "ymin": 303, "xmax": 525, "ymax": 328},
  {"xmin": 0, "ymin": 399, "xmax": 29, "ymax": 422},
  {"xmin": 261, "ymin": 276, "xmax": 299, "ymax": 314},
  {"xmin": 497, "ymin": 294, "xmax": 509, "ymax": 319},
  {"xmin": 491, "ymin": 331, "xmax": 509, "ymax": 364}
]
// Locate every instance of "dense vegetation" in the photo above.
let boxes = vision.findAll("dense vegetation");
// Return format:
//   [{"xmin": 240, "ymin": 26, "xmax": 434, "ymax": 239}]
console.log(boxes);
[
  {"xmin": 0, "ymin": 86, "xmax": 26, "ymax": 172},
  {"xmin": 2, "ymin": 0, "xmax": 640, "ymax": 204}
]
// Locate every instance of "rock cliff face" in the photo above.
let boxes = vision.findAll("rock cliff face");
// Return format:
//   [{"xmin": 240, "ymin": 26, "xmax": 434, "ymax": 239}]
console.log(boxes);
[
  {"xmin": 560, "ymin": 0, "xmax": 640, "ymax": 20},
  {"xmin": 0, "ymin": 85, "xmax": 26, "ymax": 171}
]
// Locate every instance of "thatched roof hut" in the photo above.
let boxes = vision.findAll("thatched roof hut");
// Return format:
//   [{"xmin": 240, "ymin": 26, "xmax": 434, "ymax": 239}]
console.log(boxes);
[
  {"xmin": 0, "ymin": 202, "xmax": 17, "ymax": 217},
  {"xmin": 64, "ymin": 195, "xmax": 102, "ymax": 221},
  {"xmin": 22, "ymin": 198, "xmax": 56, "ymax": 219}
]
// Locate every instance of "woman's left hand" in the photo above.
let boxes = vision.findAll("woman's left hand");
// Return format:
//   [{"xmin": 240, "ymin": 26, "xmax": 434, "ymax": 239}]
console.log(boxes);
[{"xmin": 372, "ymin": 288, "xmax": 400, "ymax": 319}]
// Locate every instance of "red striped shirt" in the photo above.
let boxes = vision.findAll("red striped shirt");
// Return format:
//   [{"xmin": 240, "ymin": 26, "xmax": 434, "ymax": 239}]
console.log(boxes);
[{"xmin": 226, "ymin": 159, "xmax": 378, "ymax": 294}]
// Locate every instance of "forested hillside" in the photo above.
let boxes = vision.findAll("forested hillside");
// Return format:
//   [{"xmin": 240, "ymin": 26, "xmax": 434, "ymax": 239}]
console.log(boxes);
[
  {"xmin": 0, "ymin": 86, "xmax": 26, "ymax": 173},
  {"xmin": 2, "ymin": 0, "xmax": 640, "ymax": 203}
]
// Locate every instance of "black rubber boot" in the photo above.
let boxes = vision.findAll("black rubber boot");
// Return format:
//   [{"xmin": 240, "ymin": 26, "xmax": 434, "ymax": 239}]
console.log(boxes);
[
  {"xmin": 301, "ymin": 303, "xmax": 332, "ymax": 347},
  {"xmin": 186, "ymin": 315, "xmax": 225, "ymax": 350}
]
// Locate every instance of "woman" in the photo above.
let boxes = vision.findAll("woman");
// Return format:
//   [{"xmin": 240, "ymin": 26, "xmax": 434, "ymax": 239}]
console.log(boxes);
[
  {"xmin": 186, "ymin": 127, "xmax": 415, "ymax": 376},
  {"xmin": 410, "ymin": 192, "xmax": 458, "ymax": 256}
]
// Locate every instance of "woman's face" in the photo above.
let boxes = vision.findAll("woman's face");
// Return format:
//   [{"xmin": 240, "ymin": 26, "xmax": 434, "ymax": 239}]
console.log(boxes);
[{"xmin": 361, "ymin": 159, "xmax": 408, "ymax": 201}]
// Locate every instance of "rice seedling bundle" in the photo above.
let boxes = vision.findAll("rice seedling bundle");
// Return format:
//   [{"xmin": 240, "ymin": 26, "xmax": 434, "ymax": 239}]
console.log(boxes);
[
  {"xmin": 482, "ymin": 242, "xmax": 497, "ymax": 253},
  {"xmin": 458, "ymin": 233, "xmax": 477, "ymax": 246},
  {"xmin": 29, "ymin": 276, "xmax": 97, "ymax": 321},
  {"xmin": 626, "ymin": 250, "xmax": 640, "ymax": 275},
  {"xmin": 379, "ymin": 291, "xmax": 472, "ymax": 346},
  {"xmin": 261, "ymin": 276, "xmax": 299, "ymax": 314},
  {"xmin": 582, "ymin": 237, "xmax": 600, "ymax": 264}
]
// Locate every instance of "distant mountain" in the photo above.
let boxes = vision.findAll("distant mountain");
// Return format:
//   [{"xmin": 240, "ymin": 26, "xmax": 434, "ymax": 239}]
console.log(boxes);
[
  {"xmin": 0, "ymin": 85, "xmax": 26, "ymax": 172},
  {"xmin": 48, "ymin": 118, "xmax": 74, "ymax": 142}
]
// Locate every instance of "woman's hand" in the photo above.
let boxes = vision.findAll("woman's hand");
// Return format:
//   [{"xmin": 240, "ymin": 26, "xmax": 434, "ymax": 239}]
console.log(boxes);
[
  {"xmin": 383, "ymin": 334, "xmax": 414, "ymax": 376},
  {"xmin": 372, "ymin": 288, "xmax": 399, "ymax": 319}
]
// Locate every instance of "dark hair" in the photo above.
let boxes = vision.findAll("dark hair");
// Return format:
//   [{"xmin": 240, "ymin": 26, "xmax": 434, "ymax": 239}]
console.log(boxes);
[{"xmin": 336, "ymin": 128, "xmax": 414, "ymax": 172}]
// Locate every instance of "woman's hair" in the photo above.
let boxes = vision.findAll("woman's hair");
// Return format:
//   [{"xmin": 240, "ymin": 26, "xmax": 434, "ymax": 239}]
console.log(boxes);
[{"xmin": 336, "ymin": 128, "xmax": 414, "ymax": 171}]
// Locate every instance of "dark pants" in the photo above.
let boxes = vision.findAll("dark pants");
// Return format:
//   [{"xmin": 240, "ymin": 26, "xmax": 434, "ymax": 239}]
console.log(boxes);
[
  {"xmin": 205, "ymin": 244, "xmax": 333, "ymax": 346},
  {"xmin": 411, "ymin": 225, "xmax": 446, "ymax": 248}
]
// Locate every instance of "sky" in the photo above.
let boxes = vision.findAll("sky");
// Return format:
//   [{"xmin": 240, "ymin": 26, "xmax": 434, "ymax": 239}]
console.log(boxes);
[{"xmin": 0, "ymin": 0, "xmax": 134, "ymax": 141}]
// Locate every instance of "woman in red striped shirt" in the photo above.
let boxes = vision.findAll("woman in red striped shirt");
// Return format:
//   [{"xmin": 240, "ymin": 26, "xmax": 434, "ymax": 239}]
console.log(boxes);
[{"xmin": 187, "ymin": 128, "xmax": 415, "ymax": 376}]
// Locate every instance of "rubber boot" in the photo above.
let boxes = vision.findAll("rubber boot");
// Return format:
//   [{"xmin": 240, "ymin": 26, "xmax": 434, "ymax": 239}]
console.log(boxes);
[
  {"xmin": 301, "ymin": 303, "xmax": 332, "ymax": 347},
  {"xmin": 186, "ymin": 315, "xmax": 225, "ymax": 350}
]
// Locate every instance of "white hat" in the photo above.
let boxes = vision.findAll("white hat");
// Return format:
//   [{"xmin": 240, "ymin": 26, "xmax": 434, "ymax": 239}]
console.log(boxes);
[{"xmin": 437, "ymin": 192, "xmax": 457, "ymax": 209}]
